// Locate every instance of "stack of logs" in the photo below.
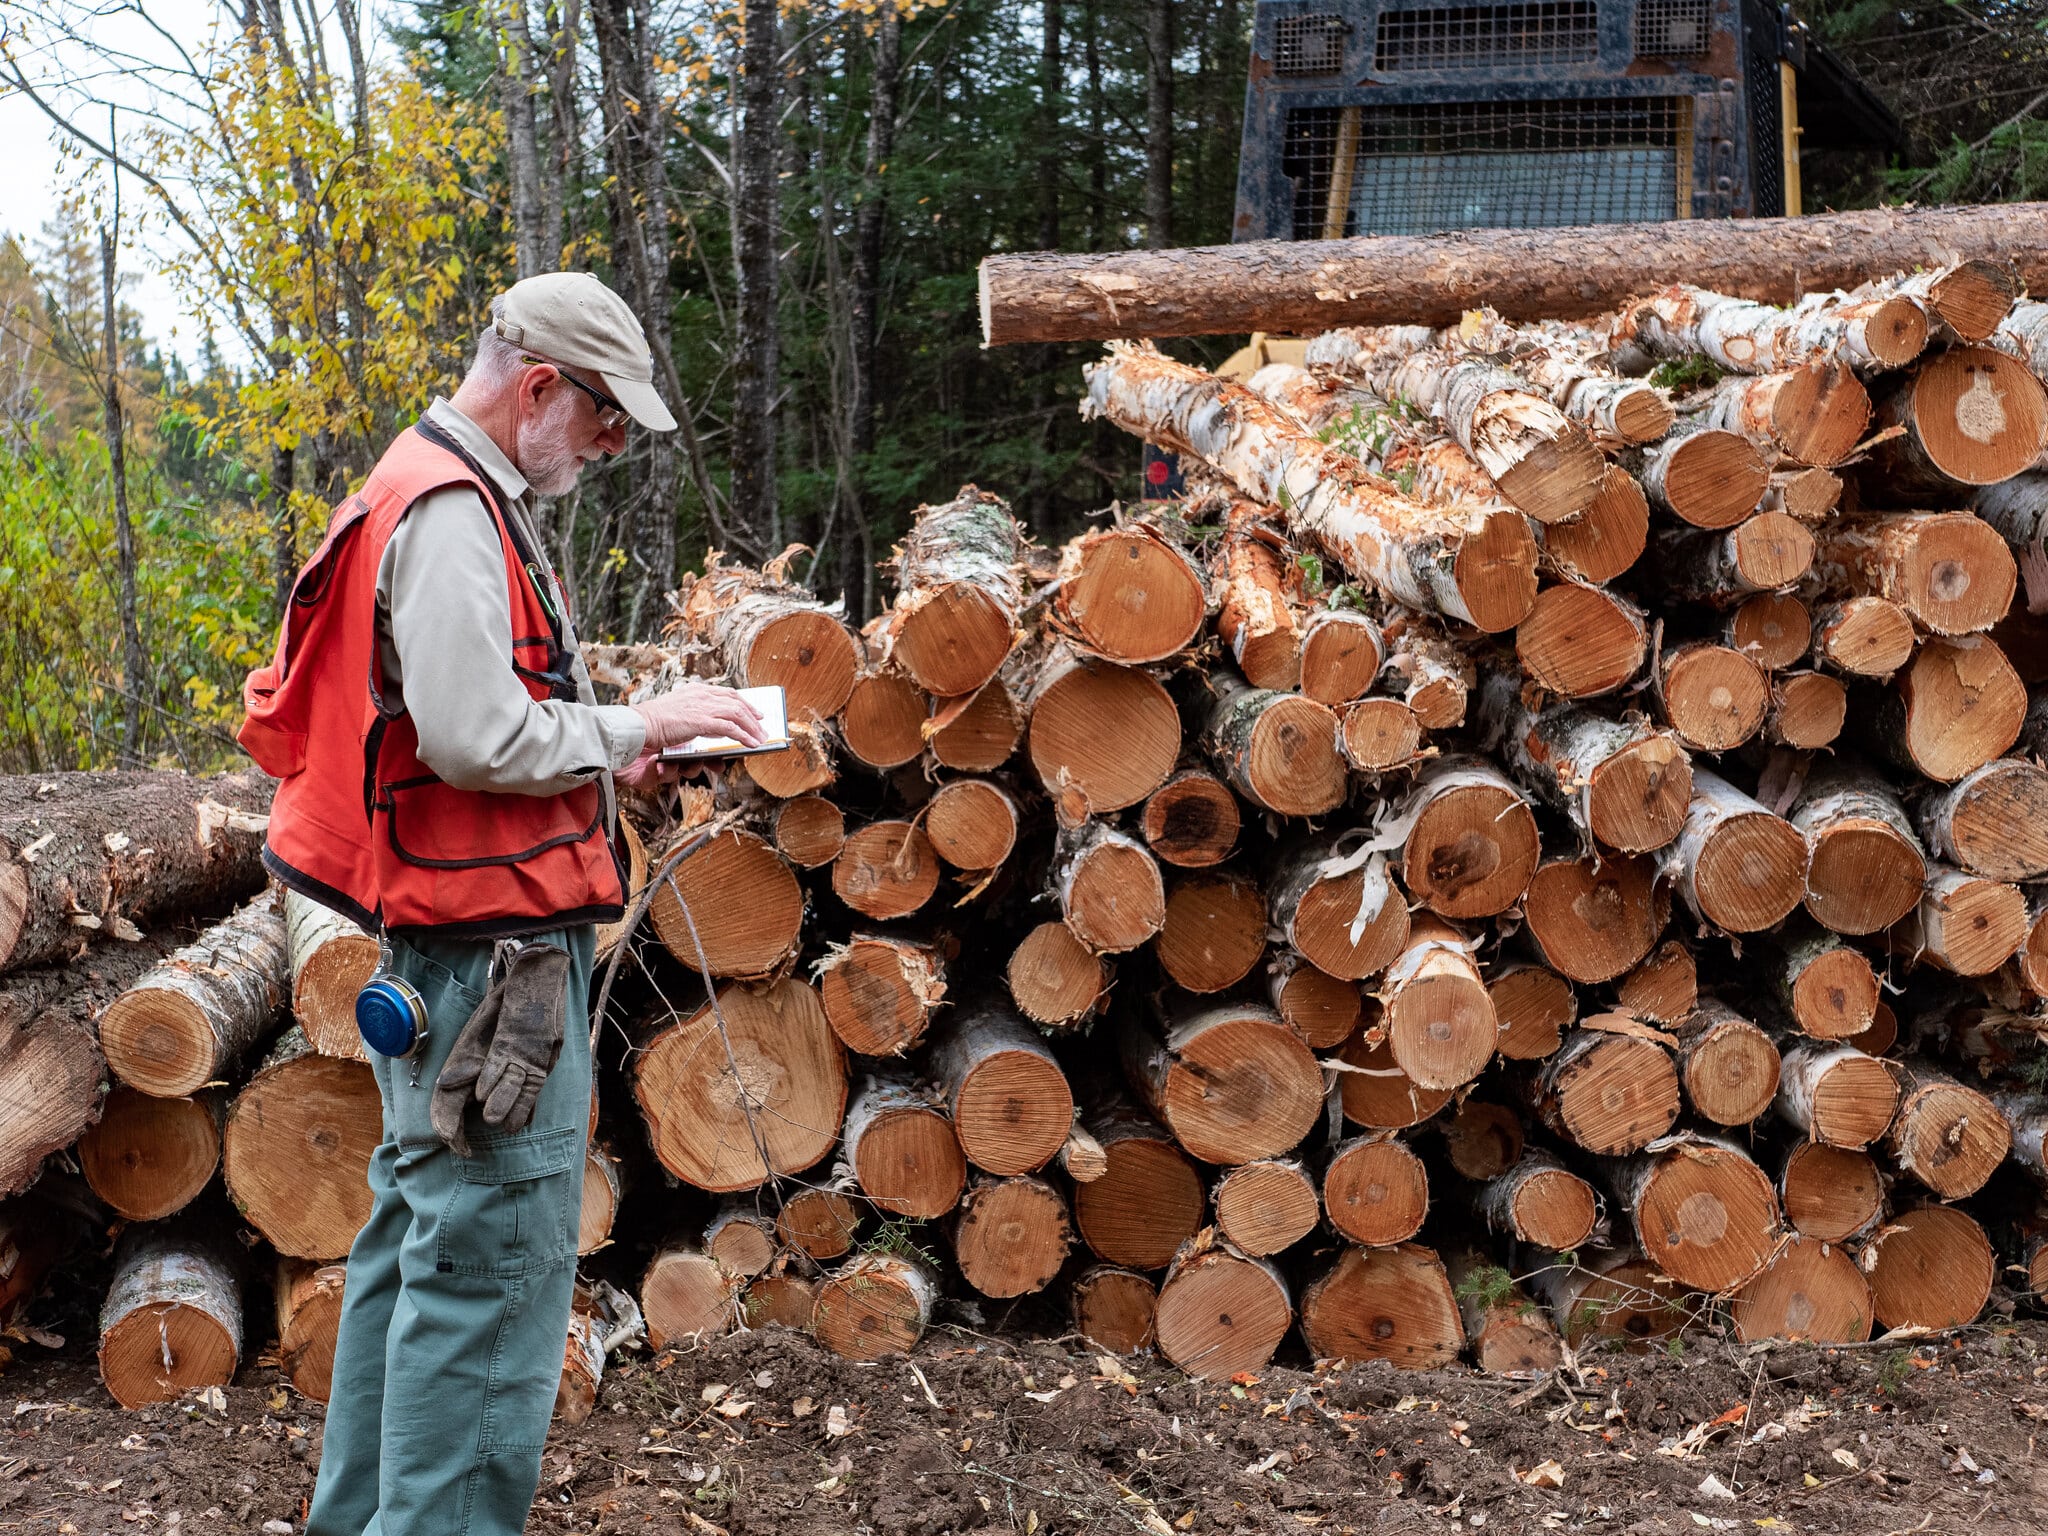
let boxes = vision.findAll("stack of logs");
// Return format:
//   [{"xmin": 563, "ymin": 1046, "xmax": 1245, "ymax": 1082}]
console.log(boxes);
[{"xmin": 15, "ymin": 255, "xmax": 2048, "ymax": 1415}]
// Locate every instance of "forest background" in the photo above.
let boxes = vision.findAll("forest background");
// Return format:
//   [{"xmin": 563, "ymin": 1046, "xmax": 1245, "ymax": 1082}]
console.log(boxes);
[{"xmin": 0, "ymin": 0, "xmax": 2043, "ymax": 772}]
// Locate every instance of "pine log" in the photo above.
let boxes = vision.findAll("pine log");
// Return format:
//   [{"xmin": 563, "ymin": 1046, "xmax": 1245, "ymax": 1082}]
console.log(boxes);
[
  {"xmin": 579, "ymin": 1143, "xmax": 622, "ymax": 1256},
  {"xmin": 931, "ymin": 1006, "xmax": 1074, "ymax": 1176},
  {"xmin": 815, "ymin": 934, "xmax": 947, "ymax": 1057},
  {"xmin": 1523, "ymin": 852, "xmax": 1666, "ymax": 985},
  {"xmin": 1916, "ymin": 758, "xmax": 2048, "ymax": 880},
  {"xmin": 1297, "ymin": 1242, "xmax": 1462, "ymax": 1370},
  {"xmin": 275, "ymin": 1258, "xmax": 346, "ymax": 1403},
  {"xmin": 951, "ymin": 1174, "xmax": 1072, "ymax": 1298},
  {"xmin": 1811, "ymin": 598, "xmax": 1917, "ymax": 680},
  {"xmin": 1655, "ymin": 643, "xmax": 1770, "ymax": 753},
  {"xmin": 282, "ymin": 890, "xmax": 374, "ymax": 1060},
  {"xmin": 1335, "ymin": 1029, "xmax": 1456, "ymax": 1129},
  {"xmin": 769, "ymin": 1185, "xmax": 857, "ymax": 1263},
  {"xmin": 1056, "ymin": 822, "xmax": 1167, "ymax": 954},
  {"xmin": 641, "ymin": 1244, "xmax": 739, "ymax": 1349},
  {"xmin": 1267, "ymin": 951, "xmax": 1364, "ymax": 1048},
  {"xmin": 0, "ymin": 768, "xmax": 272, "ymax": 975},
  {"xmin": 1542, "ymin": 464, "xmax": 1649, "ymax": 585},
  {"xmin": 1156, "ymin": 870, "xmax": 1267, "ymax": 994},
  {"xmin": 814, "ymin": 1252, "xmax": 938, "ymax": 1360},
  {"xmin": 841, "ymin": 667, "xmax": 927, "ymax": 769},
  {"xmin": 1395, "ymin": 756, "xmax": 1541, "ymax": 919},
  {"xmin": 1026, "ymin": 647, "xmax": 1182, "ymax": 815},
  {"xmin": 1762, "ymin": 671, "xmax": 1847, "ymax": 749},
  {"xmin": 222, "ymin": 1029, "xmax": 378, "ymax": 1259},
  {"xmin": 929, "ymin": 674, "xmax": 1026, "ymax": 771},
  {"xmin": 1053, "ymin": 520, "xmax": 1207, "ymax": 664},
  {"xmin": 1514, "ymin": 583, "xmax": 1648, "ymax": 701},
  {"xmin": 1651, "ymin": 514, "xmax": 1815, "ymax": 609},
  {"xmin": 1323, "ymin": 1133, "xmax": 1429, "ymax": 1247},
  {"xmin": 1865, "ymin": 1204, "xmax": 1995, "ymax": 1331},
  {"xmin": 1488, "ymin": 961, "xmax": 1577, "ymax": 1060},
  {"xmin": 1299, "ymin": 609, "xmax": 1387, "ymax": 706},
  {"xmin": 841, "ymin": 1071, "xmax": 968, "ymax": 1219},
  {"xmin": 1762, "ymin": 922, "xmax": 1879, "ymax": 1039},
  {"xmin": 1666, "ymin": 770, "xmax": 1808, "ymax": 934},
  {"xmin": 1204, "ymin": 671, "xmax": 1346, "ymax": 817},
  {"xmin": 1728, "ymin": 591, "xmax": 1814, "ymax": 670},
  {"xmin": 924, "ymin": 778, "xmax": 1019, "ymax": 872},
  {"xmin": 1438, "ymin": 1098, "xmax": 1523, "ymax": 1181},
  {"xmin": 1340, "ymin": 699, "xmax": 1427, "ymax": 772},
  {"xmin": 1443, "ymin": 1246, "xmax": 1563, "ymax": 1375},
  {"xmin": 0, "ymin": 940, "xmax": 165, "ymax": 1196},
  {"xmin": 1208, "ymin": 496, "xmax": 1304, "ymax": 690},
  {"xmin": 1871, "ymin": 347, "xmax": 2048, "ymax": 493},
  {"xmin": 1302, "ymin": 329, "xmax": 1605, "ymax": 523},
  {"xmin": 1885, "ymin": 1063, "xmax": 2010, "ymax": 1200},
  {"xmin": 1775, "ymin": 1042, "xmax": 1901, "ymax": 1150},
  {"xmin": 78, "ymin": 1085, "xmax": 221, "ymax": 1222},
  {"xmin": 876, "ymin": 487, "xmax": 1024, "ymax": 697},
  {"xmin": 1779, "ymin": 1140, "xmax": 1884, "ymax": 1242},
  {"xmin": 675, "ymin": 555, "xmax": 861, "ymax": 720},
  {"xmin": 704, "ymin": 1201, "xmax": 779, "ymax": 1278},
  {"xmin": 100, "ymin": 893, "xmax": 287, "ymax": 1099},
  {"xmin": 1006, "ymin": 920, "xmax": 1111, "ymax": 1029},
  {"xmin": 833, "ymin": 819, "xmax": 941, "ymax": 920},
  {"xmin": 98, "ymin": 1224, "xmax": 242, "ymax": 1409},
  {"xmin": 1212, "ymin": 1158, "xmax": 1320, "ymax": 1256},
  {"xmin": 742, "ymin": 1265, "xmax": 822, "ymax": 1332},
  {"xmin": 1530, "ymin": 1023, "xmax": 1679, "ymax": 1156},
  {"xmin": 649, "ymin": 829, "xmax": 804, "ymax": 979},
  {"xmin": 1670, "ymin": 999, "xmax": 1780, "ymax": 1128},
  {"xmin": 1612, "ymin": 281, "xmax": 1932, "ymax": 376},
  {"xmin": 1140, "ymin": 768, "xmax": 1241, "ymax": 868},
  {"xmin": 1614, "ymin": 1134, "xmax": 1780, "ymax": 1293},
  {"xmin": 1082, "ymin": 345, "xmax": 1539, "ymax": 632},
  {"xmin": 772, "ymin": 795, "xmax": 846, "ymax": 868},
  {"xmin": 1071, "ymin": 1104, "xmax": 1206, "ymax": 1270},
  {"xmin": 1731, "ymin": 1237, "xmax": 1872, "ymax": 1344},
  {"xmin": 1266, "ymin": 833, "xmax": 1410, "ymax": 980},
  {"xmin": 1479, "ymin": 1151, "xmax": 1599, "ymax": 1251},
  {"xmin": 1893, "ymin": 865, "xmax": 2027, "ymax": 975},
  {"xmin": 634, "ymin": 977, "xmax": 846, "ymax": 1192},
  {"xmin": 1786, "ymin": 758, "xmax": 1927, "ymax": 935},
  {"xmin": 1613, "ymin": 939, "xmax": 1698, "ymax": 1024},
  {"xmin": 1379, "ymin": 915, "xmax": 1497, "ymax": 1090},
  {"xmin": 1623, "ymin": 420, "xmax": 1771, "ymax": 530},
  {"xmin": 1155, "ymin": 1240, "xmax": 1292, "ymax": 1379},
  {"xmin": 1120, "ymin": 1003, "xmax": 1322, "ymax": 1165},
  {"xmin": 1070, "ymin": 1266, "xmax": 1158, "ymax": 1353},
  {"xmin": 1386, "ymin": 621, "xmax": 1475, "ymax": 729},
  {"xmin": 983, "ymin": 207, "xmax": 2048, "ymax": 345}
]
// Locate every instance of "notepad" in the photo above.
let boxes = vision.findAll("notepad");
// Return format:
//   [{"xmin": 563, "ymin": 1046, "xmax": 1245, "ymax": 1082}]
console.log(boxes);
[{"xmin": 656, "ymin": 685, "xmax": 790, "ymax": 762}]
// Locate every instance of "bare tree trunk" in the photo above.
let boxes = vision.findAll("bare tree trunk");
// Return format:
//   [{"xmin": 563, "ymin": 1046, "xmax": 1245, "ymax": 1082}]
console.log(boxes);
[
  {"xmin": 1084, "ymin": 0, "xmax": 1106, "ymax": 251},
  {"xmin": 270, "ymin": 442, "xmax": 295, "ymax": 622},
  {"xmin": 843, "ymin": 1, "xmax": 902, "ymax": 620},
  {"xmin": 100, "ymin": 227, "xmax": 144, "ymax": 767},
  {"xmin": 1145, "ymin": 0, "xmax": 1173, "ymax": 249},
  {"xmin": 542, "ymin": 0, "xmax": 579, "ymax": 264},
  {"xmin": 731, "ymin": 0, "xmax": 782, "ymax": 551},
  {"xmin": 330, "ymin": 0, "xmax": 370, "ymax": 147},
  {"xmin": 1039, "ymin": 0, "xmax": 1062, "ymax": 253},
  {"xmin": 497, "ymin": 0, "xmax": 549, "ymax": 279}
]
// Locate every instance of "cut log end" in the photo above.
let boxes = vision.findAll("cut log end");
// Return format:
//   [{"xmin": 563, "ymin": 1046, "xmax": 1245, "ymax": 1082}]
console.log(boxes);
[
  {"xmin": 1157, "ymin": 872, "xmax": 1268, "ymax": 994},
  {"xmin": 1323, "ymin": 1136, "xmax": 1429, "ymax": 1247},
  {"xmin": 1241, "ymin": 695, "xmax": 1349, "ymax": 817},
  {"xmin": 929, "ymin": 679, "xmax": 1024, "ymax": 772},
  {"xmin": 1802, "ymin": 1052, "xmax": 1901, "ymax": 1150},
  {"xmin": 98, "ymin": 1232, "xmax": 241, "ymax": 1410},
  {"xmin": 1931, "ymin": 760, "xmax": 2048, "ymax": 880},
  {"xmin": 1008, "ymin": 921, "xmax": 1111, "ymax": 1028},
  {"xmin": 947, "ymin": 1034, "xmax": 1074, "ymax": 1177},
  {"xmin": 1781, "ymin": 1142, "xmax": 1884, "ymax": 1242},
  {"xmin": 78, "ymin": 1085, "xmax": 219, "ymax": 1223},
  {"xmin": 1030, "ymin": 662, "xmax": 1181, "ymax": 814},
  {"xmin": 1768, "ymin": 358, "xmax": 1872, "ymax": 468},
  {"xmin": 1729, "ymin": 591, "xmax": 1812, "ymax": 671},
  {"xmin": 1298, "ymin": 1243, "xmax": 1462, "ymax": 1370},
  {"xmin": 1141, "ymin": 770, "xmax": 1241, "ymax": 868},
  {"xmin": 841, "ymin": 671, "xmax": 928, "ymax": 769},
  {"xmin": 1271, "ymin": 957, "xmax": 1364, "ymax": 1048},
  {"xmin": 1628, "ymin": 1141, "xmax": 1778, "ymax": 1293},
  {"xmin": 1442, "ymin": 1100, "xmax": 1523, "ymax": 1181},
  {"xmin": 1451, "ymin": 508, "xmax": 1542, "ymax": 635},
  {"xmin": 1062, "ymin": 528, "xmax": 1207, "ymax": 663},
  {"xmin": 1804, "ymin": 820, "xmax": 1925, "ymax": 936},
  {"xmin": 1552, "ymin": 1032, "xmax": 1680, "ymax": 1156},
  {"xmin": 1890, "ymin": 1078, "xmax": 2009, "ymax": 1199},
  {"xmin": 651, "ymin": 831, "xmax": 804, "ymax": 980},
  {"xmin": 1297, "ymin": 611, "xmax": 1385, "ymax": 705},
  {"xmin": 1680, "ymin": 1016, "xmax": 1781, "ymax": 1128},
  {"xmin": 223, "ymin": 1049, "xmax": 379, "ymax": 1260},
  {"xmin": 778, "ymin": 1189, "xmax": 863, "ymax": 1261},
  {"xmin": 742, "ymin": 1272, "xmax": 822, "ymax": 1331},
  {"xmin": 1898, "ymin": 638, "xmax": 2027, "ymax": 783},
  {"xmin": 773, "ymin": 796, "xmax": 846, "ymax": 869},
  {"xmin": 1587, "ymin": 734, "xmax": 1692, "ymax": 855},
  {"xmin": 275, "ymin": 1259, "xmax": 346, "ymax": 1403},
  {"xmin": 1158, "ymin": 1008, "xmax": 1325, "ymax": 1164},
  {"xmin": 1690, "ymin": 811, "xmax": 1808, "ymax": 933},
  {"xmin": 1507, "ymin": 1167, "xmax": 1600, "ymax": 1252},
  {"xmin": 893, "ymin": 585, "xmax": 1016, "ymax": 698},
  {"xmin": 834, "ymin": 821, "xmax": 942, "ymax": 921},
  {"xmin": 1489, "ymin": 965, "xmax": 1576, "ymax": 1060},
  {"xmin": 925, "ymin": 779, "xmax": 1019, "ymax": 871},
  {"xmin": 1073, "ymin": 1133, "xmax": 1205, "ymax": 1272},
  {"xmin": 818, "ymin": 937, "xmax": 945, "ymax": 1057},
  {"xmin": 1766, "ymin": 672, "xmax": 1847, "ymax": 751},
  {"xmin": 1071, "ymin": 1267, "xmax": 1158, "ymax": 1353},
  {"xmin": 1524, "ymin": 854, "xmax": 1663, "ymax": 985},
  {"xmin": 1213, "ymin": 1159, "xmax": 1321, "ymax": 1255},
  {"xmin": 1402, "ymin": 778, "xmax": 1541, "ymax": 920},
  {"xmin": 1516, "ymin": 584, "xmax": 1647, "ymax": 700},
  {"xmin": 953, "ymin": 1176, "xmax": 1072, "ymax": 1298},
  {"xmin": 1288, "ymin": 861, "xmax": 1411, "ymax": 980},
  {"xmin": 1156, "ymin": 1249, "xmax": 1293, "ymax": 1380},
  {"xmin": 1337, "ymin": 1033, "xmax": 1455, "ymax": 1129},
  {"xmin": 1660, "ymin": 645, "xmax": 1769, "ymax": 753},
  {"xmin": 1340, "ymin": 699, "xmax": 1425, "ymax": 772},
  {"xmin": 1544, "ymin": 464, "xmax": 1649, "ymax": 586},
  {"xmin": 1902, "ymin": 347, "xmax": 2048, "ymax": 486},
  {"xmin": 850, "ymin": 1103, "xmax": 967, "ymax": 1220},
  {"xmin": 1868, "ymin": 1205, "xmax": 1994, "ymax": 1332},
  {"xmin": 741, "ymin": 608, "xmax": 862, "ymax": 721},
  {"xmin": 1732, "ymin": 1238, "xmax": 1872, "ymax": 1344},
  {"xmin": 1062, "ymin": 832, "xmax": 1167, "ymax": 954},
  {"xmin": 642, "ymin": 1247, "xmax": 738, "ymax": 1350},
  {"xmin": 1662, "ymin": 430, "xmax": 1771, "ymax": 530}
]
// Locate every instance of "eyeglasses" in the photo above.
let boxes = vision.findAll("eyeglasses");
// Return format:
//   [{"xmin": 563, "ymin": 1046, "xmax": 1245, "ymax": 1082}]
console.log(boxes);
[{"xmin": 522, "ymin": 356, "xmax": 629, "ymax": 430}]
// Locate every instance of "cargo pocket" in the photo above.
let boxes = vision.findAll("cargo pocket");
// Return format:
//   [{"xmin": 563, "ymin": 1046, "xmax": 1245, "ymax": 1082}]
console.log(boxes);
[{"xmin": 436, "ymin": 1125, "xmax": 581, "ymax": 1278}]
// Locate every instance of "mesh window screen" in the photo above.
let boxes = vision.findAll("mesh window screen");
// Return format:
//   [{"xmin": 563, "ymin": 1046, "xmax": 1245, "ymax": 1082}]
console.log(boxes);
[
  {"xmin": 1742, "ymin": 0, "xmax": 1784, "ymax": 214},
  {"xmin": 1634, "ymin": 0, "xmax": 1711, "ymax": 56},
  {"xmin": 1274, "ymin": 12, "xmax": 1350, "ymax": 74},
  {"xmin": 1296, "ymin": 97, "xmax": 1687, "ymax": 235},
  {"xmin": 1374, "ymin": 1, "xmax": 1600, "ymax": 72}
]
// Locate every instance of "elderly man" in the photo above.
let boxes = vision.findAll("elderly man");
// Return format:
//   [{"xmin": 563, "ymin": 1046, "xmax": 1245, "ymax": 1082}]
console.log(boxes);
[{"xmin": 239, "ymin": 273, "xmax": 757, "ymax": 1536}]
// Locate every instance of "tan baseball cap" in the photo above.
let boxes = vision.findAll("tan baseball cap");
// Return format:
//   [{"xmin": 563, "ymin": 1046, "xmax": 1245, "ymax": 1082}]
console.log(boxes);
[{"xmin": 490, "ymin": 272, "xmax": 676, "ymax": 432}]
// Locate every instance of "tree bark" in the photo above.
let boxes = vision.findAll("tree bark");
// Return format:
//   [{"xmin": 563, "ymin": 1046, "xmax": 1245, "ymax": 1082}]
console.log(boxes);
[
  {"xmin": 877, "ymin": 486, "xmax": 1026, "ymax": 696},
  {"xmin": 1143, "ymin": 0, "xmax": 1172, "ymax": 250},
  {"xmin": 730, "ymin": 0, "xmax": 782, "ymax": 547},
  {"xmin": 843, "ymin": 0, "xmax": 903, "ymax": 619},
  {"xmin": 496, "ymin": 0, "xmax": 549, "ymax": 278},
  {"xmin": 101, "ymin": 227, "xmax": 145, "ymax": 764},
  {"xmin": 284, "ymin": 888, "xmax": 375, "ymax": 1059},
  {"xmin": 98, "ymin": 1223, "xmax": 241, "ymax": 1409}
]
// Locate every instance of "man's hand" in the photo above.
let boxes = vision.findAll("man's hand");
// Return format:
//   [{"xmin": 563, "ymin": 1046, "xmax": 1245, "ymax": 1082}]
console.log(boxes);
[{"xmin": 629, "ymin": 680, "xmax": 766, "ymax": 754}]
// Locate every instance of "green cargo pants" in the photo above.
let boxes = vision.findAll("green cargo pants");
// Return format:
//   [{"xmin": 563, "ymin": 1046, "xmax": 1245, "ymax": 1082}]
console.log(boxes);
[{"xmin": 306, "ymin": 925, "xmax": 594, "ymax": 1536}]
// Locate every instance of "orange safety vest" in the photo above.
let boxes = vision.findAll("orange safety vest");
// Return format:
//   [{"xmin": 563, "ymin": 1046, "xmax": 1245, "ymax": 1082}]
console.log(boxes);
[{"xmin": 239, "ymin": 419, "xmax": 626, "ymax": 937}]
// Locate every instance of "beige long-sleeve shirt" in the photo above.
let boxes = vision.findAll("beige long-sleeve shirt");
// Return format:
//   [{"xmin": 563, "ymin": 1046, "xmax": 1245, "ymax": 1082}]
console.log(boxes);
[{"xmin": 374, "ymin": 399, "xmax": 646, "ymax": 797}]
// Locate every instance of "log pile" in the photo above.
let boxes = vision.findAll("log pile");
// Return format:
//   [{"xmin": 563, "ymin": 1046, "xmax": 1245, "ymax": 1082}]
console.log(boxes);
[{"xmin": 20, "ymin": 250, "xmax": 2048, "ymax": 1417}]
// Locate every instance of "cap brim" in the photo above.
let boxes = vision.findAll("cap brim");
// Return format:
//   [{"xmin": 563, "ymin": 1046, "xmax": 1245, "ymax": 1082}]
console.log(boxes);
[{"xmin": 604, "ymin": 372, "xmax": 677, "ymax": 432}]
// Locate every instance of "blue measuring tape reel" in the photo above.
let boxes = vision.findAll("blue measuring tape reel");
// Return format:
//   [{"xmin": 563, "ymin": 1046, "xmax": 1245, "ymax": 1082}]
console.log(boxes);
[{"xmin": 356, "ymin": 936, "xmax": 429, "ymax": 1058}]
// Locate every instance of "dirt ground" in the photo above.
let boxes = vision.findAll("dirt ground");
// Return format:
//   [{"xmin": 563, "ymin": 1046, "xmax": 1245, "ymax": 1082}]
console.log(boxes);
[{"xmin": 10, "ymin": 1311, "xmax": 2048, "ymax": 1536}]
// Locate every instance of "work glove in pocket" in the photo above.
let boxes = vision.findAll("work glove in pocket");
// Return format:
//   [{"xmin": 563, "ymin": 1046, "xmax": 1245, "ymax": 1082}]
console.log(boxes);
[{"xmin": 430, "ymin": 942, "xmax": 570, "ymax": 1155}]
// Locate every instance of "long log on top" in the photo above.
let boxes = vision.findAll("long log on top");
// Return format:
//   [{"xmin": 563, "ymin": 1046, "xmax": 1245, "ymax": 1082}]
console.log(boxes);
[{"xmin": 978, "ymin": 204, "xmax": 2048, "ymax": 345}]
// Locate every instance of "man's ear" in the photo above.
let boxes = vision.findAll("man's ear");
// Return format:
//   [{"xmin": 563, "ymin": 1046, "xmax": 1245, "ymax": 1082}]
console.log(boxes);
[{"xmin": 515, "ymin": 361, "xmax": 554, "ymax": 416}]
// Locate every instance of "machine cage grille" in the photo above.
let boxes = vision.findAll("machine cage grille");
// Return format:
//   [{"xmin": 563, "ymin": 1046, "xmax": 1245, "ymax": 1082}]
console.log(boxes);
[
  {"xmin": 1634, "ymin": 0, "xmax": 1712, "ymax": 57},
  {"xmin": 1273, "ymin": 11, "xmax": 1351, "ymax": 74},
  {"xmin": 1373, "ymin": 0, "xmax": 1601, "ymax": 72}
]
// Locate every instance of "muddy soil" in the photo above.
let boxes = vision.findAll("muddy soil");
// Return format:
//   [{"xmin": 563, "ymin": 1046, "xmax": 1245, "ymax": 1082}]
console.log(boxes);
[{"xmin": 9, "ymin": 1316, "xmax": 2048, "ymax": 1536}]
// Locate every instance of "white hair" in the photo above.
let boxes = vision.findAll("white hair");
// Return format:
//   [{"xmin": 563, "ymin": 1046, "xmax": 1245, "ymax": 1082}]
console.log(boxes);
[{"xmin": 466, "ymin": 305, "xmax": 530, "ymax": 394}]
